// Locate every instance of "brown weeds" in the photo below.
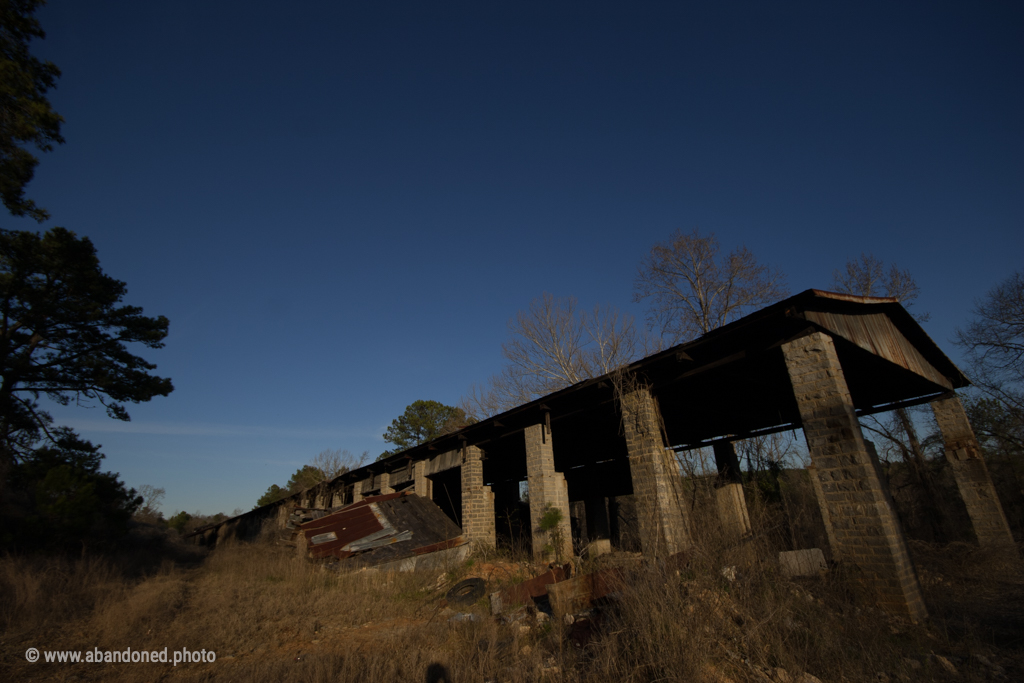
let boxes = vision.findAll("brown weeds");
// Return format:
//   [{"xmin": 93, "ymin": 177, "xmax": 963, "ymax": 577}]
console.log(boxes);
[{"xmin": 1, "ymin": 502, "xmax": 1022, "ymax": 682}]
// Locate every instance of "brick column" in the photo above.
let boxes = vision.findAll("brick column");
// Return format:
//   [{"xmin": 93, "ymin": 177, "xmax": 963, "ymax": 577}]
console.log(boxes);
[
  {"xmin": 524, "ymin": 423, "xmax": 573, "ymax": 560},
  {"xmin": 352, "ymin": 478, "xmax": 368, "ymax": 503},
  {"xmin": 782, "ymin": 332, "xmax": 926, "ymax": 621},
  {"xmin": 621, "ymin": 388, "xmax": 691, "ymax": 557},
  {"xmin": 378, "ymin": 472, "xmax": 394, "ymax": 495},
  {"xmin": 931, "ymin": 394, "xmax": 1015, "ymax": 550},
  {"xmin": 712, "ymin": 441, "xmax": 751, "ymax": 541},
  {"xmin": 461, "ymin": 445, "xmax": 495, "ymax": 549},
  {"xmin": 807, "ymin": 463, "xmax": 840, "ymax": 560},
  {"xmin": 413, "ymin": 460, "xmax": 432, "ymax": 499}
]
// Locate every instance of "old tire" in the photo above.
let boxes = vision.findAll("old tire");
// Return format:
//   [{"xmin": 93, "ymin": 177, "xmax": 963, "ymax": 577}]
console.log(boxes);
[{"xmin": 446, "ymin": 578, "xmax": 486, "ymax": 606}]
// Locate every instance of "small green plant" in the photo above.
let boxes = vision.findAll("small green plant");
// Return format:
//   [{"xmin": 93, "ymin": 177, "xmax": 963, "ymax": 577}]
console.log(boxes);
[{"xmin": 538, "ymin": 505, "xmax": 566, "ymax": 562}]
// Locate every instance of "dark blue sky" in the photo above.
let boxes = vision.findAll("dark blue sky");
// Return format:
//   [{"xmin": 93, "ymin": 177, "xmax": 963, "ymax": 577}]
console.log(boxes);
[{"xmin": 14, "ymin": 1, "xmax": 1023, "ymax": 516}]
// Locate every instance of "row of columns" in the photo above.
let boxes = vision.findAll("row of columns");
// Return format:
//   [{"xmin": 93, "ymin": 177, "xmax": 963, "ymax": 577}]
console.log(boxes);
[{"xmin": 346, "ymin": 330, "xmax": 1010, "ymax": 620}]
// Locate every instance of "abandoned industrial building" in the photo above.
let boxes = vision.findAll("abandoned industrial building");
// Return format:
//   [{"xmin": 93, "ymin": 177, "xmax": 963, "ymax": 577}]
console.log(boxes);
[{"xmin": 194, "ymin": 289, "xmax": 1016, "ymax": 622}]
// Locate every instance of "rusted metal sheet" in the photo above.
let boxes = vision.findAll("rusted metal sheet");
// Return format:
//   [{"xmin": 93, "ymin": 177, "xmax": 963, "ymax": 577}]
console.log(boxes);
[
  {"xmin": 489, "ymin": 565, "xmax": 570, "ymax": 613},
  {"xmin": 298, "ymin": 491, "xmax": 463, "ymax": 565},
  {"xmin": 412, "ymin": 536, "xmax": 465, "ymax": 555},
  {"xmin": 804, "ymin": 310, "xmax": 952, "ymax": 389},
  {"xmin": 546, "ymin": 567, "xmax": 626, "ymax": 617},
  {"xmin": 302, "ymin": 504, "xmax": 385, "ymax": 559}
]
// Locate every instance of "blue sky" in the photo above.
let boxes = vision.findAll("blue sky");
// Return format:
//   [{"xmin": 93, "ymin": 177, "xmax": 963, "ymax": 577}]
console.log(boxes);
[{"xmin": 10, "ymin": 1, "xmax": 1023, "ymax": 517}]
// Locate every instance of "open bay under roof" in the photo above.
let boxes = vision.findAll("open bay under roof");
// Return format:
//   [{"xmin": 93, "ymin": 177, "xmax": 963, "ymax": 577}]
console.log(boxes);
[{"xmin": 344, "ymin": 289, "xmax": 967, "ymax": 498}]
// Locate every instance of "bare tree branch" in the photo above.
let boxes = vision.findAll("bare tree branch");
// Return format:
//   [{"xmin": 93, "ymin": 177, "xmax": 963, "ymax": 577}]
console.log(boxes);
[
  {"xmin": 310, "ymin": 448, "xmax": 368, "ymax": 481},
  {"xmin": 831, "ymin": 252, "xmax": 929, "ymax": 322},
  {"xmin": 633, "ymin": 229, "xmax": 788, "ymax": 344},
  {"xmin": 955, "ymin": 270, "xmax": 1024, "ymax": 419},
  {"xmin": 462, "ymin": 294, "xmax": 644, "ymax": 420}
]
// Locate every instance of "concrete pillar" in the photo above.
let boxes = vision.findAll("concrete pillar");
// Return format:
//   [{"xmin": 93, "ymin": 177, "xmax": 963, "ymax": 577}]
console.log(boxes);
[
  {"xmin": 621, "ymin": 388, "xmax": 691, "ymax": 557},
  {"xmin": 716, "ymin": 483, "xmax": 752, "ymax": 541},
  {"xmin": 712, "ymin": 442, "xmax": 751, "ymax": 541},
  {"xmin": 807, "ymin": 463, "xmax": 840, "ymax": 560},
  {"xmin": 413, "ymin": 460, "xmax": 432, "ymax": 499},
  {"xmin": 379, "ymin": 472, "xmax": 394, "ymax": 495},
  {"xmin": 352, "ymin": 478, "xmax": 368, "ymax": 503},
  {"xmin": 931, "ymin": 394, "xmax": 1016, "ymax": 550},
  {"xmin": 461, "ymin": 445, "xmax": 495, "ymax": 549},
  {"xmin": 782, "ymin": 332, "xmax": 926, "ymax": 621},
  {"xmin": 524, "ymin": 423, "xmax": 573, "ymax": 560}
]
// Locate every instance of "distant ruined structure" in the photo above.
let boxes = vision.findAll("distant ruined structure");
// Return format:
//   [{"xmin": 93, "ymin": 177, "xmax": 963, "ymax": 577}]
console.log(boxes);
[{"xmin": 197, "ymin": 290, "xmax": 1016, "ymax": 622}]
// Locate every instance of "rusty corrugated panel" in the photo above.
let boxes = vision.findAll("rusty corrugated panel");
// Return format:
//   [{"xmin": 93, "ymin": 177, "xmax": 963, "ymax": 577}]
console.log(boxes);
[
  {"xmin": 492, "ymin": 566, "xmax": 568, "ymax": 608},
  {"xmin": 298, "ymin": 491, "xmax": 451, "ymax": 561},
  {"xmin": 300, "ymin": 502, "xmax": 387, "ymax": 559},
  {"xmin": 804, "ymin": 311, "xmax": 952, "ymax": 389},
  {"xmin": 412, "ymin": 536, "xmax": 465, "ymax": 555}
]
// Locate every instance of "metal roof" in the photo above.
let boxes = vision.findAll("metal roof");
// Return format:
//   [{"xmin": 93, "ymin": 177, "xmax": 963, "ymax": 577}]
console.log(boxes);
[
  {"xmin": 354, "ymin": 289, "xmax": 967, "ymax": 483},
  {"xmin": 208, "ymin": 289, "xmax": 969, "ymax": 532}
]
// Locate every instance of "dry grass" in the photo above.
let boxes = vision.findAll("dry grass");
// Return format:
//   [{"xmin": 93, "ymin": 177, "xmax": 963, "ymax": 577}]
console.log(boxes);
[{"xmin": 1, "ymin": 505, "xmax": 1022, "ymax": 682}]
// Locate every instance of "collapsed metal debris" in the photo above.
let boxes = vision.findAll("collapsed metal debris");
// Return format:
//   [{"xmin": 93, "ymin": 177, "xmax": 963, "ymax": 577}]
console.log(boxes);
[
  {"xmin": 488, "ymin": 564, "xmax": 571, "ymax": 615},
  {"xmin": 295, "ymin": 491, "xmax": 466, "ymax": 569}
]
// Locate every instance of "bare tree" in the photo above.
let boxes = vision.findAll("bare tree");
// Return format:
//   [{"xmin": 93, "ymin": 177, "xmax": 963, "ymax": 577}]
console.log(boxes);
[
  {"xmin": 633, "ymin": 229, "xmax": 788, "ymax": 345},
  {"xmin": 955, "ymin": 270, "xmax": 1024, "ymax": 416},
  {"xmin": 134, "ymin": 484, "xmax": 165, "ymax": 522},
  {"xmin": 462, "ymin": 294, "xmax": 648, "ymax": 419},
  {"xmin": 832, "ymin": 252, "xmax": 929, "ymax": 322},
  {"xmin": 310, "ymin": 448, "xmax": 368, "ymax": 481}
]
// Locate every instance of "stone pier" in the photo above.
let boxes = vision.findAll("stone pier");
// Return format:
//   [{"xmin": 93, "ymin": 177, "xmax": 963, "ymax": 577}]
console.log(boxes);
[
  {"xmin": 352, "ymin": 478, "xmax": 368, "ymax": 503},
  {"xmin": 782, "ymin": 332, "xmax": 926, "ymax": 621},
  {"xmin": 524, "ymin": 423, "xmax": 572, "ymax": 560},
  {"xmin": 621, "ymin": 387, "xmax": 691, "ymax": 557},
  {"xmin": 413, "ymin": 460, "xmax": 432, "ymax": 499},
  {"xmin": 461, "ymin": 446, "xmax": 495, "ymax": 549},
  {"xmin": 931, "ymin": 394, "xmax": 1016, "ymax": 550},
  {"xmin": 807, "ymin": 463, "xmax": 840, "ymax": 560},
  {"xmin": 712, "ymin": 441, "xmax": 752, "ymax": 541}
]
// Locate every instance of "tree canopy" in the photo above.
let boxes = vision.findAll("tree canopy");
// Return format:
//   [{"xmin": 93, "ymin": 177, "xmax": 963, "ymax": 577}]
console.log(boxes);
[
  {"xmin": 956, "ymin": 270, "xmax": 1024, "ymax": 421},
  {"xmin": 633, "ymin": 229, "xmax": 788, "ymax": 344},
  {"xmin": 831, "ymin": 252, "xmax": 928, "ymax": 322},
  {"xmin": 381, "ymin": 400, "xmax": 468, "ymax": 458},
  {"xmin": 0, "ymin": 0, "xmax": 64, "ymax": 222},
  {"xmin": 0, "ymin": 227, "xmax": 173, "ymax": 464},
  {"xmin": 462, "ymin": 294, "xmax": 647, "ymax": 419},
  {"xmin": 4, "ymin": 426, "xmax": 141, "ymax": 549},
  {"xmin": 254, "ymin": 450, "xmax": 368, "ymax": 509},
  {"xmin": 254, "ymin": 466, "xmax": 323, "ymax": 508}
]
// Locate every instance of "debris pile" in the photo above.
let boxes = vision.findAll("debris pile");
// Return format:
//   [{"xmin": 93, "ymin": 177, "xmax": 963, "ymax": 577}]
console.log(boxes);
[{"xmin": 296, "ymin": 492, "xmax": 467, "ymax": 570}]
